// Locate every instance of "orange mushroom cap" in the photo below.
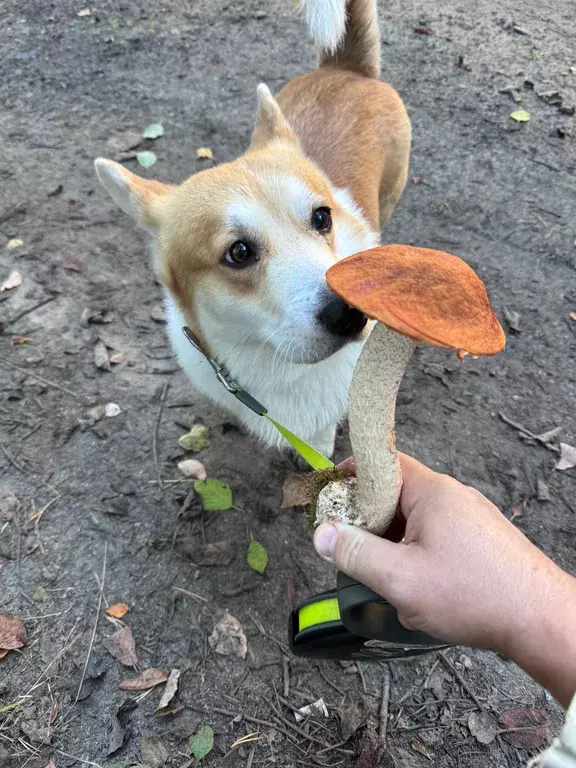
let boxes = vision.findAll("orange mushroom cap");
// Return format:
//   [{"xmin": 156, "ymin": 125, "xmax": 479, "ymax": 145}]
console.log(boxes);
[{"xmin": 327, "ymin": 245, "xmax": 506, "ymax": 356}]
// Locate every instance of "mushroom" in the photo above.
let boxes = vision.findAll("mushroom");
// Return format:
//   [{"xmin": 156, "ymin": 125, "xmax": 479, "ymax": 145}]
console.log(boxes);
[{"xmin": 316, "ymin": 244, "xmax": 506, "ymax": 535}]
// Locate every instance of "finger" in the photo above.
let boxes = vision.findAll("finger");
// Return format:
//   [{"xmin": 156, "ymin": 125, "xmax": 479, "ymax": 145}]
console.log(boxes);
[
  {"xmin": 337, "ymin": 457, "xmax": 356, "ymax": 475},
  {"xmin": 397, "ymin": 452, "xmax": 438, "ymax": 519},
  {"xmin": 314, "ymin": 523, "xmax": 407, "ymax": 603}
]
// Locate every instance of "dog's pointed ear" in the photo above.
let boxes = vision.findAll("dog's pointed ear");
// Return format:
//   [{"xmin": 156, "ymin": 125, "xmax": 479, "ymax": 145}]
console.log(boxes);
[
  {"xmin": 250, "ymin": 84, "xmax": 300, "ymax": 150},
  {"xmin": 94, "ymin": 158, "xmax": 173, "ymax": 228}
]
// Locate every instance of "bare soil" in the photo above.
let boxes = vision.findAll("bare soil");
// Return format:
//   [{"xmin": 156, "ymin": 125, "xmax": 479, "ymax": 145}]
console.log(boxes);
[{"xmin": 0, "ymin": 1, "xmax": 575, "ymax": 767}]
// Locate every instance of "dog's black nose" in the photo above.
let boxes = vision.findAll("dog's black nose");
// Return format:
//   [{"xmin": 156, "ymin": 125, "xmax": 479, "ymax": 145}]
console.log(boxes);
[{"xmin": 317, "ymin": 297, "xmax": 367, "ymax": 338}]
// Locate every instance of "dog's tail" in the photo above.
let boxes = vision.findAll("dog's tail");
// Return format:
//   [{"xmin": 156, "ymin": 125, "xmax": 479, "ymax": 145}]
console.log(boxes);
[{"xmin": 300, "ymin": 0, "xmax": 380, "ymax": 79}]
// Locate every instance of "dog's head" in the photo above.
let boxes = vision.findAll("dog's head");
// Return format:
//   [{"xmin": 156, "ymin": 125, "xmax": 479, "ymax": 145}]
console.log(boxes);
[{"xmin": 95, "ymin": 85, "xmax": 372, "ymax": 365}]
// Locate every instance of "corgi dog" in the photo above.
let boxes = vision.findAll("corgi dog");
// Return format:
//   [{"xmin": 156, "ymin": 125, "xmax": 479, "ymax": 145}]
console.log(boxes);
[{"xmin": 95, "ymin": 0, "xmax": 410, "ymax": 459}]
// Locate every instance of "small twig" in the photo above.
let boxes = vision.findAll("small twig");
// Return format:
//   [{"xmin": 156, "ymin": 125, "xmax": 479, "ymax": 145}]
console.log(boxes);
[
  {"xmin": 246, "ymin": 744, "xmax": 256, "ymax": 768},
  {"xmin": 423, "ymin": 658, "xmax": 440, "ymax": 690},
  {"xmin": 30, "ymin": 494, "xmax": 61, "ymax": 524},
  {"xmin": 153, "ymin": 382, "xmax": 169, "ymax": 490},
  {"xmin": 74, "ymin": 543, "xmax": 107, "ymax": 704},
  {"xmin": 0, "ymin": 200, "xmax": 26, "ymax": 225},
  {"xmin": 190, "ymin": 705, "xmax": 313, "ymax": 747},
  {"xmin": 317, "ymin": 664, "xmax": 346, "ymax": 696},
  {"xmin": 266, "ymin": 697, "xmax": 331, "ymax": 748},
  {"xmin": 356, "ymin": 662, "xmax": 367, "ymax": 694},
  {"xmin": 498, "ymin": 412, "xmax": 560, "ymax": 453},
  {"xmin": 7, "ymin": 296, "xmax": 58, "ymax": 327},
  {"xmin": 54, "ymin": 750, "xmax": 103, "ymax": 768},
  {"xmin": 440, "ymin": 651, "xmax": 484, "ymax": 711},
  {"xmin": 379, "ymin": 666, "xmax": 391, "ymax": 746},
  {"xmin": 0, "ymin": 443, "xmax": 26, "ymax": 473},
  {"xmin": 172, "ymin": 586, "xmax": 208, "ymax": 604},
  {"xmin": 249, "ymin": 610, "xmax": 289, "ymax": 653},
  {"xmin": 315, "ymin": 739, "xmax": 351, "ymax": 756},
  {"xmin": 283, "ymin": 656, "xmax": 290, "ymax": 698},
  {"xmin": 0, "ymin": 357, "xmax": 79, "ymax": 398}
]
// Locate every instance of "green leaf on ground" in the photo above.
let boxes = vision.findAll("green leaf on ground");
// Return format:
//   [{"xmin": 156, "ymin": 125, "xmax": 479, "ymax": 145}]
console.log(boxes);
[
  {"xmin": 510, "ymin": 109, "xmax": 531, "ymax": 122},
  {"xmin": 142, "ymin": 122, "xmax": 165, "ymax": 139},
  {"xmin": 193, "ymin": 479, "xmax": 233, "ymax": 511},
  {"xmin": 136, "ymin": 150, "xmax": 157, "ymax": 169},
  {"xmin": 189, "ymin": 725, "xmax": 214, "ymax": 761},
  {"xmin": 247, "ymin": 540, "xmax": 269, "ymax": 573}
]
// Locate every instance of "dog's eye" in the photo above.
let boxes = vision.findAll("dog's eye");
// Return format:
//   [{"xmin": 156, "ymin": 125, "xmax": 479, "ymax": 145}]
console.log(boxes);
[
  {"xmin": 311, "ymin": 206, "xmax": 332, "ymax": 233},
  {"xmin": 224, "ymin": 241, "xmax": 256, "ymax": 268}
]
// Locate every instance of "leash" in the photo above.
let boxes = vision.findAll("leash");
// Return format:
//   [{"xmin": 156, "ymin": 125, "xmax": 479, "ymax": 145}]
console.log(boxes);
[{"xmin": 182, "ymin": 327, "xmax": 334, "ymax": 471}]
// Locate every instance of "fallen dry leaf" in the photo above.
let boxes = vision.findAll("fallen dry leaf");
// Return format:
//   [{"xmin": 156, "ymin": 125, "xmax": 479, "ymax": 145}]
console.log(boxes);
[
  {"xmin": 179, "ymin": 424, "xmax": 210, "ymax": 452},
  {"xmin": 156, "ymin": 668, "xmax": 180, "ymax": 714},
  {"xmin": 62, "ymin": 254, "xmax": 86, "ymax": 272},
  {"xmin": 536, "ymin": 479, "xmax": 550, "ymax": 501},
  {"xmin": 196, "ymin": 147, "xmax": 214, "ymax": 160},
  {"xmin": 499, "ymin": 708, "xmax": 549, "ymax": 749},
  {"xmin": 105, "ymin": 602, "xmax": 129, "ymax": 619},
  {"xmin": 102, "ymin": 626, "xmax": 138, "ymax": 666},
  {"xmin": 20, "ymin": 718, "xmax": 51, "ymax": 745},
  {"xmin": 555, "ymin": 443, "xmax": 576, "ymax": 471},
  {"xmin": 12, "ymin": 336, "xmax": 32, "ymax": 345},
  {"xmin": 107, "ymin": 130, "xmax": 142, "ymax": 155},
  {"xmin": 178, "ymin": 459, "xmax": 207, "ymax": 480},
  {"xmin": 280, "ymin": 474, "xmax": 313, "ymax": 508},
  {"xmin": 411, "ymin": 738, "xmax": 434, "ymax": 760},
  {"xmin": 338, "ymin": 701, "xmax": 363, "ymax": 742},
  {"xmin": 1, "ymin": 270, "xmax": 22, "ymax": 292},
  {"xmin": 190, "ymin": 540, "xmax": 236, "ymax": 566},
  {"xmin": 141, "ymin": 731, "xmax": 168, "ymax": 768},
  {"xmin": 468, "ymin": 710, "xmax": 497, "ymax": 745},
  {"xmin": 295, "ymin": 697, "xmax": 328, "ymax": 723},
  {"xmin": 0, "ymin": 649, "xmax": 9, "ymax": 659},
  {"xmin": 0, "ymin": 615, "xmax": 27, "ymax": 650},
  {"xmin": 209, "ymin": 613, "xmax": 247, "ymax": 659},
  {"xmin": 81, "ymin": 307, "xmax": 114, "ymax": 326},
  {"xmin": 94, "ymin": 340, "xmax": 111, "ymax": 371},
  {"xmin": 120, "ymin": 667, "xmax": 168, "ymax": 691},
  {"xmin": 356, "ymin": 727, "xmax": 381, "ymax": 768},
  {"xmin": 504, "ymin": 307, "xmax": 521, "ymax": 333},
  {"xmin": 511, "ymin": 497, "xmax": 528, "ymax": 521}
]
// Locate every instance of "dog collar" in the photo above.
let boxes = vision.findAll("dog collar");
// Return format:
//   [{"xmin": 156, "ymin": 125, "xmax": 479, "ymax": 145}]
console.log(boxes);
[{"xmin": 181, "ymin": 326, "xmax": 334, "ymax": 471}]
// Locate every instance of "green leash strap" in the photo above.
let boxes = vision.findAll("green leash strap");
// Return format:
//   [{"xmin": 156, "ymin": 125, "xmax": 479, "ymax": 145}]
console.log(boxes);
[
  {"xmin": 182, "ymin": 327, "xmax": 335, "ymax": 471},
  {"xmin": 264, "ymin": 415, "xmax": 335, "ymax": 471}
]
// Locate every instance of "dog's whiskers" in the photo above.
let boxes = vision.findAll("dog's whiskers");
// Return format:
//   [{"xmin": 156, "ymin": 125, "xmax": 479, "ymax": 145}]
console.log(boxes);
[{"xmin": 226, "ymin": 331, "xmax": 252, "ymax": 371}]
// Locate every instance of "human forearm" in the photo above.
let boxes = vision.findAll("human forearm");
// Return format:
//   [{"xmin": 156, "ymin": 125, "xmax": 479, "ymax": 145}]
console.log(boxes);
[{"xmin": 502, "ymin": 567, "xmax": 576, "ymax": 708}]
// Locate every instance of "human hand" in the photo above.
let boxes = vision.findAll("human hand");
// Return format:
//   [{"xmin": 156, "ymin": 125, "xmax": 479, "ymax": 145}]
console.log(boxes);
[{"xmin": 313, "ymin": 453, "xmax": 573, "ymax": 659}]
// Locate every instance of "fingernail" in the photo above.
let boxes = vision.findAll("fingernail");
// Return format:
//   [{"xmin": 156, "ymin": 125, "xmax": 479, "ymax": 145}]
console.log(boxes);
[{"xmin": 314, "ymin": 523, "xmax": 338, "ymax": 561}]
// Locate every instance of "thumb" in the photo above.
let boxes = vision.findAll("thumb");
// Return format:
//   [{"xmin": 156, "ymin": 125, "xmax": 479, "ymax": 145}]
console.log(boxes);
[{"xmin": 314, "ymin": 522, "xmax": 408, "ymax": 604}]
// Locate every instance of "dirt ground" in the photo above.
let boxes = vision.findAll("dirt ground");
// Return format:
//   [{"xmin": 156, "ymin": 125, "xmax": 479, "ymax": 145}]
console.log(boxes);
[{"xmin": 0, "ymin": 0, "xmax": 575, "ymax": 766}]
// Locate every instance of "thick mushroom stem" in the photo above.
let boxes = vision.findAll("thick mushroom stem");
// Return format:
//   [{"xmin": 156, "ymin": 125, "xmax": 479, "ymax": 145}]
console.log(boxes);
[
  {"xmin": 316, "ymin": 323, "xmax": 414, "ymax": 534},
  {"xmin": 349, "ymin": 323, "xmax": 415, "ymax": 533}
]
